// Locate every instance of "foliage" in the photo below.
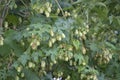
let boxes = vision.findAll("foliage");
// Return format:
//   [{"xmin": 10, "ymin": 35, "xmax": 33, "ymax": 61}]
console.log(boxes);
[{"xmin": 0, "ymin": 0, "xmax": 120, "ymax": 80}]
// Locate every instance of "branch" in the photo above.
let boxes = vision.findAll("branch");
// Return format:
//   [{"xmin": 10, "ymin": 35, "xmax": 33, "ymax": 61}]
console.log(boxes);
[
  {"xmin": 70, "ymin": 0, "xmax": 73, "ymax": 3},
  {"xmin": 54, "ymin": 0, "xmax": 64, "ymax": 17},
  {"xmin": 0, "ymin": 0, "xmax": 3, "ymax": 4},
  {"xmin": 0, "ymin": 0, "xmax": 11, "ymax": 27},
  {"xmin": 20, "ymin": 0, "xmax": 28, "ymax": 8},
  {"xmin": 0, "ymin": 18, "xmax": 3, "ymax": 27}
]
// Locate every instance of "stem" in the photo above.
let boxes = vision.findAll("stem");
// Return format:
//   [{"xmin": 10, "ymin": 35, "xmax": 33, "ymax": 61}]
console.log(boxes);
[
  {"xmin": 0, "ymin": 0, "xmax": 11, "ymax": 27},
  {"xmin": 2, "ymin": 0, "xmax": 11, "ymax": 18},
  {"xmin": 70, "ymin": 0, "xmax": 73, "ymax": 3},
  {"xmin": 0, "ymin": 0, "xmax": 2, "ymax": 4},
  {"xmin": 20, "ymin": 0, "xmax": 28, "ymax": 8},
  {"xmin": 54, "ymin": 0, "xmax": 64, "ymax": 17}
]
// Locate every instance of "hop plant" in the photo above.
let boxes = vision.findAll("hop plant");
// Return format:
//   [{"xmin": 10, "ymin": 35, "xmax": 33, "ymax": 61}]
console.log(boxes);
[
  {"xmin": 32, "ymin": 2, "xmax": 52, "ymax": 17},
  {"xmin": 0, "ymin": 35, "xmax": 4, "ymax": 46},
  {"xmin": 30, "ymin": 39, "xmax": 40, "ymax": 50}
]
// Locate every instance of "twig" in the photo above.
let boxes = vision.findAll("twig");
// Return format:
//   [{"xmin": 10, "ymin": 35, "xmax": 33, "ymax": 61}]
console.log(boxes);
[
  {"xmin": 20, "ymin": 0, "xmax": 28, "ymax": 8},
  {"xmin": 54, "ymin": 0, "xmax": 64, "ymax": 17},
  {"xmin": 70, "ymin": 0, "xmax": 73, "ymax": 3},
  {"xmin": 0, "ymin": 0, "xmax": 3, "ymax": 4},
  {"xmin": 0, "ymin": 18, "xmax": 3, "ymax": 27},
  {"xmin": 2, "ymin": 0, "xmax": 11, "ymax": 18},
  {"xmin": 0, "ymin": 0, "xmax": 11, "ymax": 27}
]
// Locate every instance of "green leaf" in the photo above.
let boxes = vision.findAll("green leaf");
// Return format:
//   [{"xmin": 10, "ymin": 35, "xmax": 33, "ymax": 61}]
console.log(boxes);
[
  {"xmin": 18, "ymin": 54, "xmax": 30, "ymax": 66},
  {"xmin": 0, "ymin": 44, "xmax": 11, "ymax": 57},
  {"xmin": 6, "ymin": 14, "xmax": 19, "ymax": 25},
  {"xmin": 78, "ymin": 66, "xmax": 86, "ymax": 73},
  {"xmin": 109, "ymin": 15, "xmax": 113, "ymax": 24},
  {"xmin": 0, "ymin": 69, "xmax": 7, "ymax": 80},
  {"xmin": 95, "ymin": 2, "xmax": 107, "ymax": 8},
  {"xmin": 23, "ymin": 69, "xmax": 39, "ymax": 80},
  {"xmin": 0, "ymin": 30, "xmax": 24, "ymax": 56},
  {"xmin": 89, "ymin": 43, "xmax": 99, "ymax": 51},
  {"xmin": 74, "ymin": 53, "xmax": 84, "ymax": 65},
  {"xmin": 105, "ymin": 42, "xmax": 116, "ymax": 50},
  {"xmin": 72, "ymin": 40, "xmax": 80, "ymax": 50},
  {"xmin": 4, "ymin": 30, "xmax": 24, "ymax": 56},
  {"xmin": 31, "ymin": 51, "xmax": 42, "ymax": 63}
]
